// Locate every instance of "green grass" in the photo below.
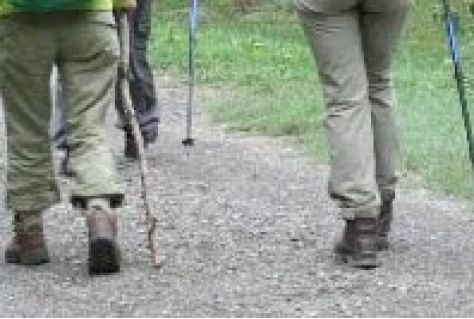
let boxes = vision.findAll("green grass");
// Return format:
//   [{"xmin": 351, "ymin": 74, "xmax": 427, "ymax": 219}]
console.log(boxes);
[{"xmin": 149, "ymin": 1, "xmax": 474, "ymax": 199}]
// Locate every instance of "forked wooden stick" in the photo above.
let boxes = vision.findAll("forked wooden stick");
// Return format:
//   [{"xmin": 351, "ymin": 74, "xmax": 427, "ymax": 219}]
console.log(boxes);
[{"xmin": 118, "ymin": 12, "xmax": 164, "ymax": 268}]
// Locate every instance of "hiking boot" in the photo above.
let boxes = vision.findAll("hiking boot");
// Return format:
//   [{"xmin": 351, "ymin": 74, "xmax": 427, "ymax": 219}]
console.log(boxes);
[
  {"xmin": 335, "ymin": 218, "xmax": 380, "ymax": 269},
  {"xmin": 377, "ymin": 201, "xmax": 393, "ymax": 251},
  {"xmin": 5, "ymin": 212, "xmax": 50, "ymax": 265},
  {"xmin": 85, "ymin": 207, "xmax": 121, "ymax": 275},
  {"xmin": 142, "ymin": 127, "xmax": 158, "ymax": 145}
]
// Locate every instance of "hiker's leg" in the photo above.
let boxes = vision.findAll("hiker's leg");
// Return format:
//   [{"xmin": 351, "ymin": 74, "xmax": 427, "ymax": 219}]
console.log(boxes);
[
  {"xmin": 361, "ymin": 0, "xmax": 409, "ymax": 202},
  {"xmin": 361, "ymin": 0, "xmax": 409, "ymax": 248},
  {"xmin": 297, "ymin": 6, "xmax": 380, "ymax": 219},
  {"xmin": 57, "ymin": 12, "xmax": 124, "ymax": 208},
  {"xmin": 128, "ymin": 0, "xmax": 159, "ymax": 143},
  {"xmin": 1, "ymin": 16, "xmax": 59, "ymax": 211}
]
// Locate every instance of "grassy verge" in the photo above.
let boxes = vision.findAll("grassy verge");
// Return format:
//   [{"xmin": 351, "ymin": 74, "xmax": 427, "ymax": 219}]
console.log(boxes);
[{"xmin": 149, "ymin": 1, "xmax": 474, "ymax": 199}]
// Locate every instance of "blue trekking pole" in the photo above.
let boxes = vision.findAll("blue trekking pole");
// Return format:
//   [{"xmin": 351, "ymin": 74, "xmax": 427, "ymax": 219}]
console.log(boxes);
[
  {"xmin": 442, "ymin": 0, "xmax": 474, "ymax": 171},
  {"xmin": 182, "ymin": 0, "xmax": 199, "ymax": 147}
]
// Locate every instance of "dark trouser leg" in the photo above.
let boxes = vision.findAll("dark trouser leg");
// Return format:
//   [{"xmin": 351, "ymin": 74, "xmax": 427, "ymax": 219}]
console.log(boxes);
[{"xmin": 115, "ymin": 0, "xmax": 159, "ymax": 148}]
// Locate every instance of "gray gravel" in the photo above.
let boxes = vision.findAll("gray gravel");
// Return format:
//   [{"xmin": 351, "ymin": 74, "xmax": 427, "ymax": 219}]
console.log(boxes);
[{"xmin": 0, "ymin": 75, "xmax": 474, "ymax": 317}]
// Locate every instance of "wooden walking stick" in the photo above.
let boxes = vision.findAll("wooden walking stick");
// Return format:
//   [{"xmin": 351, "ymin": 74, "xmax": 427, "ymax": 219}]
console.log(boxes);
[{"xmin": 117, "ymin": 10, "xmax": 164, "ymax": 267}]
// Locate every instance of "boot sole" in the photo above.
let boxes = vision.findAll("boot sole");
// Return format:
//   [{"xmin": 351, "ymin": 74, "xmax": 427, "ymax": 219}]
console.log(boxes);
[
  {"xmin": 5, "ymin": 249, "xmax": 50, "ymax": 266},
  {"xmin": 335, "ymin": 251, "xmax": 381, "ymax": 270},
  {"xmin": 89, "ymin": 236, "xmax": 121, "ymax": 275}
]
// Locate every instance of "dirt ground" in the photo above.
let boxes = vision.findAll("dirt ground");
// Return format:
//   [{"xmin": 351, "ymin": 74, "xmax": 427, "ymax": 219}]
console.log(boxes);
[{"xmin": 0, "ymin": 76, "xmax": 473, "ymax": 317}]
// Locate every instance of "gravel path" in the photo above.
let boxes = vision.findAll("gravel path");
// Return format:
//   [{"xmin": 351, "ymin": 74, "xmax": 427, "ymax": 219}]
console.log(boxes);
[{"xmin": 0, "ymin": 76, "xmax": 473, "ymax": 317}]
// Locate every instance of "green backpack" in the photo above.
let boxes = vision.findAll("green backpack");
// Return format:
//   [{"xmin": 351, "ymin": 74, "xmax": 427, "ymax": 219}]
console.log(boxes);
[{"xmin": 1, "ymin": 0, "xmax": 111, "ymax": 13}]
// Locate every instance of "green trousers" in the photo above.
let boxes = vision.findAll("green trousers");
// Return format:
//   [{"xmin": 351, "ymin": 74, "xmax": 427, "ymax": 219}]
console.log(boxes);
[
  {"xmin": 296, "ymin": 0, "xmax": 409, "ymax": 219},
  {"xmin": 0, "ymin": 12, "xmax": 124, "ymax": 211}
]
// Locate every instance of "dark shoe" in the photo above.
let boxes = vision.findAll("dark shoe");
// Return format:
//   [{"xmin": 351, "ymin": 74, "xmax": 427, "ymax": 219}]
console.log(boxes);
[
  {"xmin": 377, "ymin": 201, "xmax": 393, "ymax": 251},
  {"xmin": 5, "ymin": 212, "xmax": 50, "ymax": 265},
  {"xmin": 85, "ymin": 208, "xmax": 121, "ymax": 275},
  {"xmin": 335, "ymin": 218, "xmax": 380, "ymax": 269},
  {"xmin": 142, "ymin": 127, "xmax": 158, "ymax": 144}
]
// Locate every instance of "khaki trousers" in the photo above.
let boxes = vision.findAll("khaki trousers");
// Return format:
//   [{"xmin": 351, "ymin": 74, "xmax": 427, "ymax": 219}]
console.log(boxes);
[
  {"xmin": 0, "ymin": 12, "xmax": 124, "ymax": 211},
  {"xmin": 297, "ymin": 0, "xmax": 409, "ymax": 219}
]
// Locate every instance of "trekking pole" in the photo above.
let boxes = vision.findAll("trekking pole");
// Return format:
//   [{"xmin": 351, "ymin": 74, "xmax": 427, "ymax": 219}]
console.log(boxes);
[
  {"xmin": 441, "ymin": 0, "xmax": 474, "ymax": 172},
  {"xmin": 182, "ymin": 0, "xmax": 199, "ymax": 148},
  {"xmin": 118, "ymin": 11, "xmax": 164, "ymax": 268}
]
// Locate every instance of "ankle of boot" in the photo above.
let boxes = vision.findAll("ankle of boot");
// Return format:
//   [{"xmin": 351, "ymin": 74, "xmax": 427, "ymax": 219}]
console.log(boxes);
[
  {"xmin": 15, "ymin": 210, "xmax": 42, "ymax": 218},
  {"xmin": 85, "ymin": 205, "xmax": 118, "ymax": 236},
  {"xmin": 13, "ymin": 211, "xmax": 43, "ymax": 231}
]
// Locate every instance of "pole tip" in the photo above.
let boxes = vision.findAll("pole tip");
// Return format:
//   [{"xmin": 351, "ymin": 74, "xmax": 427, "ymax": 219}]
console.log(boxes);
[
  {"xmin": 152, "ymin": 254, "xmax": 166, "ymax": 268},
  {"xmin": 182, "ymin": 138, "xmax": 195, "ymax": 146}
]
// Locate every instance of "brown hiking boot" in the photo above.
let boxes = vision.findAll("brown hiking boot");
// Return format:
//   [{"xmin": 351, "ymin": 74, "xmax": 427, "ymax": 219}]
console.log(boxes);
[
  {"xmin": 335, "ymin": 218, "xmax": 380, "ymax": 269},
  {"xmin": 377, "ymin": 201, "xmax": 393, "ymax": 251},
  {"xmin": 85, "ymin": 208, "xmax": 121, "ymax": 275},
  {"xmin": 5, "ymin": 212, "xmax": 50, "ymax": 265}
]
